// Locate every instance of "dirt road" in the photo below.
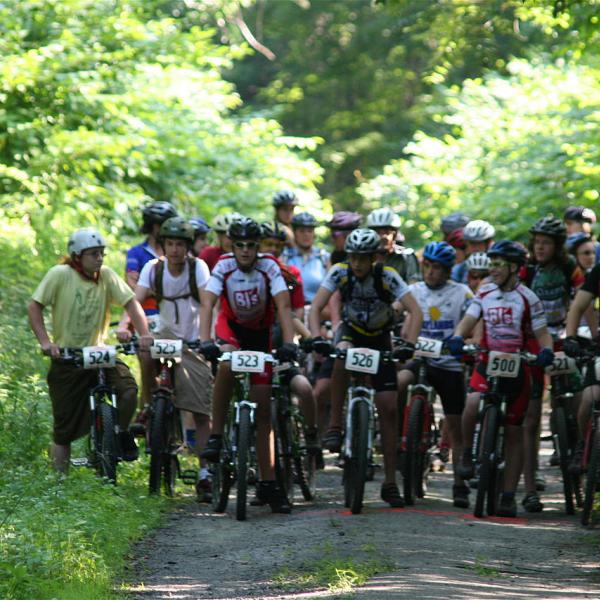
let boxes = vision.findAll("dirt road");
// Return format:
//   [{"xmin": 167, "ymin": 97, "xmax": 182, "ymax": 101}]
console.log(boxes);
[{"xmin": 126, "ymin": 448, "xmax": 600, "ymax": 600}]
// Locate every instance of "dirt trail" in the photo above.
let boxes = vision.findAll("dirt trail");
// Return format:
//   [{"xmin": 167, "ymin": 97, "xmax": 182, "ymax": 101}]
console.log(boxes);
[{"xmin": 126, "ymin": 446, "xmax": 600, "ymax": 600}]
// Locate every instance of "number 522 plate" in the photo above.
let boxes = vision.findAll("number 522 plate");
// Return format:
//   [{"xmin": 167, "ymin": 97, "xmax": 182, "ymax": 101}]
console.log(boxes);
[{"xmin": 345, "ymin": 348, "xmax": 380, "ymax": 375}]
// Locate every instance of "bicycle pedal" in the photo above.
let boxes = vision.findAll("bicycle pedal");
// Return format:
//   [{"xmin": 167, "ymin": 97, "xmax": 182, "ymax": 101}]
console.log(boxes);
[
  {"xmin": 70, "ymin": 457, "xmax": 90, "ymax": 467},
  {"xmin": 180, "ymin": 469, "xmax": 197, "ymax": 485}
]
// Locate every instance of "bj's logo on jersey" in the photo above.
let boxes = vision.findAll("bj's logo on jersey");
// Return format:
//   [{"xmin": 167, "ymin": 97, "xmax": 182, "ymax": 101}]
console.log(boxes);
[
  {"xmin": 486, "ymin": 306, "xmax": 513, "ymax": 325},
  {"xmin": 234, "ymin": 287, "xmax": 260, "ymax": 309}
]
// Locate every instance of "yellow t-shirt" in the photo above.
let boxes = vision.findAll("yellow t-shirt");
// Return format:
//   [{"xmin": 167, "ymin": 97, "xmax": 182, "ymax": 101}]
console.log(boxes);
[{"xmin": 31, "ymin": 265, "xmax": 134, "ymax": 347}]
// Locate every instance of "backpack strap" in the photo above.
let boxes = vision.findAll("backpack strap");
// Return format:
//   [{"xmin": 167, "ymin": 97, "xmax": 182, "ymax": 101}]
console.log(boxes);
[
  {"xmin": 373, "ymin": 262, "xmax": 395, "ymax": 304},
  {"xmin": 187, "ymin": 256, "xmax": 200, "ymax": 303},
  {"xmin": 151, "ymin": 257, "xmax": 200, "ymax": 324},
  {"xmin": 152, "ymin": 257, "xmax": 167, "ymax": 304}
]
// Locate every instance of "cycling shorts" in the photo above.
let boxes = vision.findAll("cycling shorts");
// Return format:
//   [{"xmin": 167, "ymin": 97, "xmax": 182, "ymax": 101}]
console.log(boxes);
[
  {"xmin": 215, "ymin": 317, "xmax": 272, "ymax": 385},
  {"xmin": 469, "ymin": 360, "xmax": 531, "ymax": 426},
  {"xmin": 401, "ymin": 362, "xmax": 465, "ymax": 415}
]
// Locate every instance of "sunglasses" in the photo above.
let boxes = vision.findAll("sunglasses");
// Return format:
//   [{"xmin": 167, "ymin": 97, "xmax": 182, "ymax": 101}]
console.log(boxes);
[
  {"xmin": 489, "ymin": 260, "xmax": 510, "ymax": 269},
  {"xmin": 233, "ymin": 241, "xmax": 259, "ymax": 250},
  {"xmin": 468, "ymin": 271, "xmax": 488, "ymax": 280}
]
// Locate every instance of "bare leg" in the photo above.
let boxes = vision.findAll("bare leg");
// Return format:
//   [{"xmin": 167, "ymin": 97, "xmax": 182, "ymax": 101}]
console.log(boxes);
[
  {"xmin": 51, "ymin": 443, "xmax": 71, "ymax": 473},
  {"xmin": 314, "ymin": 377, "xmax": 331, "ymax": 436},
  {"xmin": 253, "ymin": 385, "xmax": 274, "ymax": 480},
  {"xmin": 209, "ymin": 345, "xmax": 236, "ymax": 435},
  {"xmin": 504, "ymin": 425, "xmax": 524, "ymax": 493},
  {"xmin": 138, "ymin": 351, "xmax": 156, "ymax": 409},
  {"xmin": 461, "ymin": 392, "xmax": 480, "ymax": 450},
  {"xmin": 445, "ymin": 414, "xmax": 464, "ymax": 485},
  {"xmin": 193, "ymin": 412, "xmax": 211, "ymax": 469},
  {"xmin": 374, "ymin": 391, "xmax": 398, "ymax": 484},
  {"xmin": 291, "ymin": 373, "xmax": 316, "ymax": 429}
]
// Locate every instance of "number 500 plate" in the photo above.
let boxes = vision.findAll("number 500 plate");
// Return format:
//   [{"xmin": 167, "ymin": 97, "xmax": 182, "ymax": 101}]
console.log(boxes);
[{"xmin": 345, "ymin": 348, "xmax": 380, "ymax": 375}]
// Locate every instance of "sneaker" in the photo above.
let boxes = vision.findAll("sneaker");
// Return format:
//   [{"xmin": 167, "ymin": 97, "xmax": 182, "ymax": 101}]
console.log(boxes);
[
  {"xmin": 200, "ymin": 435, "xmax": 222, "ymax": 463},
  {"xmin": 323, "ymin": 428, "xmax": 342, "ymax": 453},
  {"xmin": 250, "ymin": 484, "xmax": 267, "ymax": 506},
  {"xmin": 437, "ymin": 446, "xmax": 450, "ymax": 464},
  {"xmin": 381, "ymin": 482, "xmax": 405, "ymax": 508},
  {"xmin": 549, "ymin": 449, "xmax": 559, "ymax": 467},
  {"xmin": 196, "ymin": 477, "xmax": 212, "ymax": 503},
  {"xmin": 569, "ymin": 440, "xmax": 585, "ymax": 475},
  {"xmin": 119, "ymin": 431, "xmax": 139, "ymax": 462},
  {"xmin": 304, "ymin": 426, "xmax": 322, "ymax": 455},
  {"xmin": 457, "ymin": 448, "xmax": 474, "ymax": 480},
  {"xmin": 453, "ymin": 484, "xmax": 470, "ymax": 509},
  {"xmin": 522, "ymin": 492, "xmax": 543, "ymax": 513},
  {"xmin": 496, "ymin": 495, "xmax": 517, "ymax": 518},
  {"xmin": 258, "ymin": 481, "xmax": 291, "ymax": 514},
  {"xmin": 535, "ymin": 473, "xmax": 546, "ymax": 492}
]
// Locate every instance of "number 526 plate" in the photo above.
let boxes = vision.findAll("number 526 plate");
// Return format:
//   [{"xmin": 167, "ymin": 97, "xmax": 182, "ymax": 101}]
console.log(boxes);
[{"xmin": 345, "ymin": 348, "xmax": 380, "ymax": 374}]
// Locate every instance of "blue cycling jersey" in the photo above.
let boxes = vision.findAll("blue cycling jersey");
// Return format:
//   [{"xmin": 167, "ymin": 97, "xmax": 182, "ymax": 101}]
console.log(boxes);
[
  {"xmin": 283, "ymin": 246, "xmax": 330, "ymax": 303},
  {"xmin": 126, "ymin": 240, "xmax": 160, "ymax": 315},
  {"xmin": 451, "ymin": 260, "xmax": 468, "ymax": 284}
]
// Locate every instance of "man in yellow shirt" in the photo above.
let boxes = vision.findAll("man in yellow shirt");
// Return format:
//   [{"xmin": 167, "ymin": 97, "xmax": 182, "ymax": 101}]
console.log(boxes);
[{"xmin": 28, "ymin": 228, "xmax": 153, "ymax": 471}]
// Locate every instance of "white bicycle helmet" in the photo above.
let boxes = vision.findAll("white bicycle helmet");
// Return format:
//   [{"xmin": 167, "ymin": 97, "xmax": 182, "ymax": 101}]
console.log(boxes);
[
  {"xmin": 68, "ymin": 229, "xmax": 106, "ymax": 255},
  {"xmin": 366, "ymin": 208, "xmax": 401, "ymax": 230},
  {"xmin": 463, "ymin": 219, "xmax": 495, "ymax": 242},
  {"xmin": 212, "ymin": 212, "xmax": 243, "ymax": 234},
  {"xmin": 466, "ymin": 252, "xmax": 491, "ymax": 271},
  {"xmin": 345, "ymin": 228, "xmax": 381, "ymax": 254}
]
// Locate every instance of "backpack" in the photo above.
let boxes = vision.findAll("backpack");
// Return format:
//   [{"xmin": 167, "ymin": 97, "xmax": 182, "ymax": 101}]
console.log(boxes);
[
  {"xmin": 152, "ymin": 256, "xmax": 200, "ymax": 305},
  {"xmin": 340, "ymin": 262, "xmax": 395, "ymax": 304}
]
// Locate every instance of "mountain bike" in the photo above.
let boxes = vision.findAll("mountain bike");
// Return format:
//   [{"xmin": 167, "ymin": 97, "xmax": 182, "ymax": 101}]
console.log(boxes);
[
  {"xmin": 336, "ymin": 347, "xmax": 394, "ymax": 515},
  {"xmin": 146, "ymin": 338, "xmax": 198, "ymax": 496},
  {"xmin": 464, "ymin": 346, "xmax": 537, "ymax": 518},
  {"xmin": 211, "ymin": 350, "xmax": 272, "ymax": 521},
  {"xmin": 59, "ymin": 342, "xmax": 137, "ymax": 483},
  {"xmin": 271, "ymin": 356, "xmax": 316, "ymax": 504},
  {"xmin": 401, "ymin": 336, "xmax": 442, "ymax": 506}
]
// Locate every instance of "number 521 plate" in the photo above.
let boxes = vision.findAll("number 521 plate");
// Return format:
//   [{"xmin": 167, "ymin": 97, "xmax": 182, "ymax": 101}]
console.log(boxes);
[
  {"xmin": 345, "ymin": 348, "xmax": 380, "ymax": 375},
  {"xmin": 231, "ymin": 351, "xmax": 266, "ymax": 373}
]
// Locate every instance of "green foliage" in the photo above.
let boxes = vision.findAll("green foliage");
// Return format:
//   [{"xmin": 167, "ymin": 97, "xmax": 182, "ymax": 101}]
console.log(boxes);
[{"xmin": 358, "ymin": 59, "xmax": 600, "ymax": 245}]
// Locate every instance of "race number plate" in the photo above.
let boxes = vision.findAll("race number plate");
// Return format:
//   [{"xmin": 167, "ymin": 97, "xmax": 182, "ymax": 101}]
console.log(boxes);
[
  {"xmin": 546, "ymin": 351, "xmax": 577, "ymax": 376},
  {"xmin": 231, "ymin": 351, "xmax": 266, "ymax": 373},
  {"xmin": 150, "ymin": 339, "xmax": 183, "ymax": 359},
  {"xmin": 414, "ymin": 337, "xmax": 443, "ymax": 359},
  {"xmin": 146, "ymin": 314, "xmax": 161, "ymax": 334},
  {"xmin": 487, "ymin": 351, "xmax": 521, "ymax": 378},
  {"xmin": 82, "ymin": 346, "xmax": 117, "ymax": 369},
  {"xmin": 345, "ymin": 348, "xmax": 380, "ymax": 375}
]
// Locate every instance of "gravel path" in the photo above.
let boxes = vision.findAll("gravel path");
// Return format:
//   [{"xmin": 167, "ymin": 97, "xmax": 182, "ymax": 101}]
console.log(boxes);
[{"xmin": 125, "ymin": 446, "xmax": 600, "ymax": 600}]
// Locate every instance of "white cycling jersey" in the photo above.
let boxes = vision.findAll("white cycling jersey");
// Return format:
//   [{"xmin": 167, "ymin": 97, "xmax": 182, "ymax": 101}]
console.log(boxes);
[{"xmin": 409, "ymin": 280, "xmax": 473, "ymax": 372}]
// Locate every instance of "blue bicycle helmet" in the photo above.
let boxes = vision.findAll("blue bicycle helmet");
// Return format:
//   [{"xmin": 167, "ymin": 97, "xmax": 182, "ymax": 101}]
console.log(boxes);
[
  {"xmin": 422, "ymin": 241, "xmax": 456, "ymax": 268},
  {"xmin": 566, "ymin": 232, "xmax": 592, "ymax": 254},
  {"xmin": 487, "ymin": 240, "xmax": 527, "ymax": 266},
  {"xmin": 189, "ymin": 216, "xmax": 211, "ymax": 236}
]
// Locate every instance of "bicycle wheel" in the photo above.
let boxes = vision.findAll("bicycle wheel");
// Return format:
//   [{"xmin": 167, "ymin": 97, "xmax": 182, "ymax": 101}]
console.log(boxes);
[
  {"xmin": 236, "ymin": 405, "xmax": 252, "ymax": 521},
  {"xmin": 149, "ymin": 393, "xmax": 169, "ymax": 495},
  {"xmin": 554, "ymin": 406, "xmax": 575, "ymax": 515},
  {"xmin": 273, "ymin": 397, "xmax": 294, "ymax": 504},
  {"xmin": 344, "ymin": 399, "xmax": 370, "ymax": 515},
  {"xmin": 474, "ymin": 404, "xmax": 498, "ymax": 519},
  {"xmin": 97, "ymin": 402, "xmax": 118, "ymax": 484},
  {"xmin": 582, "ymin": 424, "xmax": 600, "ymax": 527},
  {"xmin": 293, "ymin": 419, "xmax": 317, "ymax": 501},
  {"xmin": 404, "ymin": 395, "xmax": 425, "ymax": 506}
]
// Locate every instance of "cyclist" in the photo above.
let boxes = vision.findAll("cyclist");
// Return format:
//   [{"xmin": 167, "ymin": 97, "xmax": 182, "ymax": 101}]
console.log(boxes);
[
  {"xmin": 189, "ymin": 216, "xmax": 211, "ymax": 258},
  {"xmin": 366, "ymin": 208, "xmax": 420, "ymax": 283},
  {"xmin": 132, "ymin": 217, "xmax": 214, "ymax": 501},
  {"xmin": 452, "ymin": 220, "xmax": 495, "ymax": 284},
  {"xmin": 328, "ymin": 211, "xmax": 362, "ymax": 265},
  {"xmin": 397, "ymin": 242, "xmax": 473, "ymax": 508},
  {"xmin": 466, "ymin": 252, "xmax": 491, "ymax": 294},
  {"xmin": 200, "ymin": 212, "xmax": 243, "ymax": 272},
  {"xmin": 564, "ymin": 206, "xmax": 600, "ymax": 262},
  {"xmin": 259, "ymin": 221, "xmax": 320, "ymax": 453},
  {"xmin": 273, "ymin": 189, "xmax": 298, "ymax": 247},
  {"xmin": 520, "ymin": 217, "xmax": 584, "ymax": 511},
  {"xmin": 125, "ymin": 201, "xmax": 178, "ymax": 412},
  {"xmin": 309, "ymin": 228, "xmax": 423, "ymax": 507},
  {"xmin": 441, "ymin": 212, "xmax": 471, "ymax": 241},
  {"xmin": 446, "ymin": 228, "xmax": 467, "ymax": 270},
  {"xmin": 28, "ymin": 229, "xmax": 153, "ymax": 472},
  {"xmin": 448, "ymin": 240, "xmax": 554, "ymax": 517},
  {"xmin": 199, "ymin": 217, "xmax": 297, "ymax": 514},
  {"xmin": 567, "ymin": 233, "xmax": 597, "ymax": 274},
  {"xmin": 283, "ymin": 211, "xmax": 330, "ymax": 304}
]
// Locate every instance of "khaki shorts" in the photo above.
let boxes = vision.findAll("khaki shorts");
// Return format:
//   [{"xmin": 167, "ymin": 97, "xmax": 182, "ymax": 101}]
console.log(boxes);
[
  {"xmin": 47, "ymin": 359, "xmax": 137, "ymax": 445},
  {"xmin": 174, "ymin": 348, "xmax": 213, "ymax": 416}
]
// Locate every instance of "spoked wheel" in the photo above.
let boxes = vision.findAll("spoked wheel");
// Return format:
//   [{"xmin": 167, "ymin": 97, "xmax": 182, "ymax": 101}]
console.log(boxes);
[
  {"xmin": 273, "ymin": 398, "xmax": 295, "ymax": 505},
  {"xmin": 96, "ymin": 402, "xmax": 118, "ymax": 484},
  {"xmin": 343, "ymin": 400, "xmax": 370, "ymax": 515},
  {"xmin": 404, "ymin": 395, "xmax": 425, "ymax": 506},
  {"xmin": 553, "ymin": 406, "xmax": 575, "ymax": 515},
  {"xmin": 149, "ymin": 394, "xmax": 169, "ymax": 495},
  {"xmin": 236, "ymin": 405, "xmax": 252, "ymax": 521},
  {"xmin": 163, "ymin": 454, "xmax": 179, "ymax": 497},
  {"xmin": 212, "ymin": 447, "xmax": 232, "ymax": 513},
  {"xmin": 292, "ymin": 418, "xmax": 316, "ymax": 501},
  {"xmin": 474, "ymin": 405, "xmax": 498, "ymax": 519},
  {"xmin": 582, "ymin": 424, "xmax": 600, "ymax": 527}
]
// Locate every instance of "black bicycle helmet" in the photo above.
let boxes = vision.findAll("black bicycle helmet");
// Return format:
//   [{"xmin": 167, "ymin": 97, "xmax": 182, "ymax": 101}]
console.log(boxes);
[
  {"xmin": 564, "ymin": 205, "xmax": 596, "ymax": 224},
  {"xmin": 441, "ymin": 212, "xmax": 470, "ymax": 235},
  {"xmin": 529, "ymin": 216, "xmax": 567, "ymax": 242},
  {"xmin": 291, "ymin": 211, "xmax": 318, "ymax": 229},
  {"xmin": 159, "ymin": 217, "xmax": 194, "ymax": 244},
  {"xmin": 228, "ymin": 217, "xmax": 261, "ymax": 240},
  {"xmin": 272, "ymin": 190, "xmax": 298, "ymax": 207},
  {"xmin": 487, "ymin": 240, "xmax": 527, "ymax": 266},
  {"xmin": 260, "ymin": 221, "xmax": 287, "ymax": 241},
  {"xmin": 142, "ymin": 201, "xmax": 178, "ymax": 230}
]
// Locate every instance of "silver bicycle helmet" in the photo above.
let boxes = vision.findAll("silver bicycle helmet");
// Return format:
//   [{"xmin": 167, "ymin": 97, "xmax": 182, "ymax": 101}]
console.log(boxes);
[
  {"xmin": 463, "ymin": 219, "xmax": 495, "ymax": 242},
  {"xmin": 344, "ymin": 228, "xmax": 381, "ymax": 254},
  {"xmin": 466, "ymin": 252, "xmax": 491, "ymax": 271},
  {"xmin": 366, "ymin": 207, "xmax": 401, "ymax": 230},
  {"xmin": 212, "ymin": 212, "xmax": 243, "ymax": 234}
]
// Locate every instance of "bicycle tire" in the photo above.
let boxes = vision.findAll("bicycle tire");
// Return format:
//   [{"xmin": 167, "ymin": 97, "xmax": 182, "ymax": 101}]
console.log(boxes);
[
  {"xmin": 582, "ymin": 423, "xmax": 600, "ymax": 527},
  {"xmin": 294, "ymin": 419, "xmax": 317, "ymax": 501},
  {"xmin": 236, "ymin": 405, "xmax": 252, "ymax": 521},
  {"xmin": 404, "ymin": 395, "xmax": 425, "ymax": 506},
  {"xmin": 149, "ymin": 393, "xmax": 169, "ymax": 495},
  {"xmin": 97, "ymin": 402, "xmax": 118, "ymax": 484},
  {"xmin": 163, "ymin": 454, "xmax": 178, "ymax": 497},
  {"xmin": 554, "ymin": 406, "xmax": 575, "ymax": 515},
  {"xmin": 474, "ymin": 404, "xmax": 498, "ymax": 518},
  {"xmin": 273, "ymin": 396, "xmax": 294, "ymax": 504},
  {"xmin": 344, "ymin": 400, "xmax": 370, "ymax": 515}
]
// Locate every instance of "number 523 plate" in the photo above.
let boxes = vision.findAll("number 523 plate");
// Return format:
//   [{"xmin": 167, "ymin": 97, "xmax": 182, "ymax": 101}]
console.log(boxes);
[
  {"xmin": 231, "ymin": 351, "xmax": 266, "ymax": 373},
  {"xmin": 345, "ymin": 348, "xmax": 380, "ymax": 374}
]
